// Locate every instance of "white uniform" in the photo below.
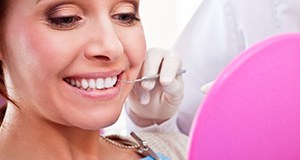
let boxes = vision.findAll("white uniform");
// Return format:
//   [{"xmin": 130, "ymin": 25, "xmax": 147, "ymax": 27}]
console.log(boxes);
[
  {"xmin": 175, "ymin": 0, "xmax": 300, "ymax": 135},
  {"xmin": 126, "ymin": 0, "xmax": 300, "ymax": 135}
]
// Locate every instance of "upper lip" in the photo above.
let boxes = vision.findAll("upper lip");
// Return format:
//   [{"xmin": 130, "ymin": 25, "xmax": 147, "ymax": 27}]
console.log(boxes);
[{"xmin": 64, "ymin": 70, "xmax": 123, "ymax": 79}]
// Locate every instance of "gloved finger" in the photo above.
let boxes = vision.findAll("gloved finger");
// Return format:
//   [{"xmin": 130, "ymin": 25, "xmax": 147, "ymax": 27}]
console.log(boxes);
[
  {"xmin": 139, "ymin": 91, "xmax": 150, "ymax": 105},
  {"xmin": 159, "ymin": 50, "xmax": 182, "ymax": 86},
  {"xmin": 141, "ymin": 48, "xmax": 166, "ymax": 91},
  {"xmin": 201, "ymin": 80, "xmax": 215, "ymax": 94},
  {"xmin": 131, "ymin": 82, "xmax": 151, "ymax": 105},
  {"xmin": 159, "ymin": 51, "xmax": 183, "ymax": 104},
  {"xmin": 162, "ymin": 77, "xmax": 184, "ymax": 104}
]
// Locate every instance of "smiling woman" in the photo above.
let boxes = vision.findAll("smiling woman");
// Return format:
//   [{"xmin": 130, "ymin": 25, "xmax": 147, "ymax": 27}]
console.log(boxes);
[{"xmin": 0, "ymin": 0, "xmax": 186, "ymax": 160}]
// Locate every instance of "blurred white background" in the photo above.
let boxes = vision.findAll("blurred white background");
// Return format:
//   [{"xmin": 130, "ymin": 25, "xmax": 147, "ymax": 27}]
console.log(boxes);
[
  {"xmin": 140, "ymin": 0, "xmax": 203, "ymax": 48},
  {"xmin": 104, "ymin": 0, "xmax": 203, "ymax": 135}
]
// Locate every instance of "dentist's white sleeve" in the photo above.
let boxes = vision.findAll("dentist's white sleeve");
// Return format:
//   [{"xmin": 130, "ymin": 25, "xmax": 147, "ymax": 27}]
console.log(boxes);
[
  {"xmin": 174, "ymin": 0, "xmax": 300, "ymax": 135},
  {"xmin": 124, "ymin": 103, "xmax": 181, "ymax": 133}
]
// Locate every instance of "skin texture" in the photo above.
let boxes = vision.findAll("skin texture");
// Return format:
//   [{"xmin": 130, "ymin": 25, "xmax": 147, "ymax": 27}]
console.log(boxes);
[{"xmin": 0, "ymin": 0, "xmax": 146, "ymax": 159}]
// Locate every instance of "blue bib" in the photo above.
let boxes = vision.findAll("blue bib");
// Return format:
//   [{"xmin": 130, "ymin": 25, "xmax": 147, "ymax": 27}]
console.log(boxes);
[{"xmin": 140, "ymin": 153, "xmax": 170, "ymax": 160}]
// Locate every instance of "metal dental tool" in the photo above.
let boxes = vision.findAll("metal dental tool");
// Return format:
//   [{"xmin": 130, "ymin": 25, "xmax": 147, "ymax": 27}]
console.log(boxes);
[
  {"xmin": 130, "ymin": 132, "xmax": 161, "ymax": 160},
  {"xmin": 118, "ymin": 69, "xmax": 186, "ymax": 84}
]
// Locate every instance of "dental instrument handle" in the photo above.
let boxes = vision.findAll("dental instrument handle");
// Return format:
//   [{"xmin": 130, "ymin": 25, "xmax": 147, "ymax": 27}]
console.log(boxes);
[{"xmin": 119, "ymin": 69, "xmax": 186, "ymax": 83}]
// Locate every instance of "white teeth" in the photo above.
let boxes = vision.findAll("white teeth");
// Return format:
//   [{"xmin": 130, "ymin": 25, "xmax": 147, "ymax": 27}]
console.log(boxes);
[
  {"xmin": 88, "ymin": 79, "xmax": 96, "ymax": 89},
  {"xmin": 112, "ymin": 76, "xmax": 117, "ymax": 84},
  {"xmin": 66, "ymin": 76, "xmax": 117, "ymax": 90},
  {"xmin": 104, "ymin": 76, "xmax": 118, "ymax": 88},
  {"xmin": 76, "ymin": 80, "xmax": 81, "ymax": 88},
  {"xmin": 81, "ymin": 79, "xmax": 89, "ymax": 89},
  {"xmin": 104, "ymin": 77, "xmax": 113, "ymax": 88},
  {"xmin": 71, "ymin": 79, "xmax": 76, "ymax": 86},
  {"xmin": 96, "ymin": 78, "xmax": 105, "ymax": 89},
  {"xmin": 111, "ymin": 77, "xmax": 117, "ymax": 87}
]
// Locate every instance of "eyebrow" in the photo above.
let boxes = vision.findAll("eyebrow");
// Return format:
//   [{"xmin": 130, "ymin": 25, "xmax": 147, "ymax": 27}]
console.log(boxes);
[{"xmin": 36, "ymin": 0, "xmax": 140, "ymax": 6}]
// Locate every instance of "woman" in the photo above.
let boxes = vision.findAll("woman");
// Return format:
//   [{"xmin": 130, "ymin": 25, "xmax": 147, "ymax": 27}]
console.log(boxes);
[{"xmin": 0, "ymin": 0, "xmax": 186, "ymax": 159}]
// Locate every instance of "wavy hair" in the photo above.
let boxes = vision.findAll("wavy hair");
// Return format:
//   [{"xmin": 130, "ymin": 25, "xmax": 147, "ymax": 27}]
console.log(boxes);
[{"xmin": 0, "ymin": 0, "xmax": 9, "ymax": 125}]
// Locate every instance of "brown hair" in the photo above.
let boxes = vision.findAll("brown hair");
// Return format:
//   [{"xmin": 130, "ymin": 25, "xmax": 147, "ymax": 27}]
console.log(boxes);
[{"xmin": 0, "ymin": 0, "xmax": 9, "ymax": 125}]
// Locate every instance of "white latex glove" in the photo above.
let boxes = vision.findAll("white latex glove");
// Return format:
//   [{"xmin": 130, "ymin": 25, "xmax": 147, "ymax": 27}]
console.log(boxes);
[
  {"xmin": 201, "ymin": 81, "xmax": 215, "ymax": 94},
  {"xmin": 127, "ymin": 48, "xmax": 184, "ymax": 124}
]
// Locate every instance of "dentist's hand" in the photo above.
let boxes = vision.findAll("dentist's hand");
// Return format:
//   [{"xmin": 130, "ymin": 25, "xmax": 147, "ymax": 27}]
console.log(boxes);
[
  {"xmin": 127, "ymin": 48, "xmax": 184, "ymax": 127},
  {"xmin": 201, "ymin": 81, "xmax": 215, "ymax": 94}
]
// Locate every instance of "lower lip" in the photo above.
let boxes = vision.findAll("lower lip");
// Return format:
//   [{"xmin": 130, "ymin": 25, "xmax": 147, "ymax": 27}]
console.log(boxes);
[{"xmin": 64, "ymin": 81, "xmax": 122, "ymax": 100}]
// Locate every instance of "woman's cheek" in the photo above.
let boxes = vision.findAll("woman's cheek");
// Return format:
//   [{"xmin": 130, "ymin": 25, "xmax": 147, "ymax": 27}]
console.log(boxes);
[
  {"xmin": 25, "ymin": 30, "xmax": 77, "ymax": 73},
  {"xmin": 121, "ymin": 29, "xmax": 146, "ymax": 67}
]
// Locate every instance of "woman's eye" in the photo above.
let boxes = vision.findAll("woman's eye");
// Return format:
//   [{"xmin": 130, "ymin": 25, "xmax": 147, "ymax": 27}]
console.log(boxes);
[
  {"xmin": 47, "ymin": 15, "xmax": 82, "ymax": 30},
  {"xmin": 112, "ymin": 13, "xmax": 140, "ymax": 26}
]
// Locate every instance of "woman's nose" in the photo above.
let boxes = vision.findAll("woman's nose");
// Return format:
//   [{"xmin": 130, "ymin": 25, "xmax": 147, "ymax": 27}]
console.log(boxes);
[{"xmin": 84, "ymin": 19, "xmax": 123, "ymax": 62}]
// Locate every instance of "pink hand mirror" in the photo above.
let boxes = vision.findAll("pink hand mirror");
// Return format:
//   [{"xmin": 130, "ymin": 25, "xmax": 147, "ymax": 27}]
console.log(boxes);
[{"xmin": 188, "ymin": 33, "xmax": 300, "ymax": 160}]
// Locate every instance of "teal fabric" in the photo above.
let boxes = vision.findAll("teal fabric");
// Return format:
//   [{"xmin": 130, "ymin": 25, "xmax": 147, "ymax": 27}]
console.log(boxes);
[{"xmin": 140, "ymin": 153, "xmax": 170, "ymax": 160}]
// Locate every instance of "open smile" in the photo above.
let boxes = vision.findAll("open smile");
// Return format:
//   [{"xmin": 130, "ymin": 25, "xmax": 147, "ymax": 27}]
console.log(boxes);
[{"xmin": 63, "ymin": 74, "xmax": 120, "ymax": 91}]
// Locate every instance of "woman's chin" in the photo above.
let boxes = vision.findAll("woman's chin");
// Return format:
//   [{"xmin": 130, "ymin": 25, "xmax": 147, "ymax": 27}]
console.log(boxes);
[{"xmin": 67, "ymin": 112, "xmax": 120, "ymax": 131}]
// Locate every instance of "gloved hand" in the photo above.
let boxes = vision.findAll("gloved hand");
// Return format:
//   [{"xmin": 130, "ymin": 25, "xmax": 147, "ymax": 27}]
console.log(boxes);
[
  {"xmin": 127, "ymin": 48, "xmax": 184, "ymax": 126},
  {"xmin": 200, "ymin": 81, "xmax": 215, "ymax": 94}
]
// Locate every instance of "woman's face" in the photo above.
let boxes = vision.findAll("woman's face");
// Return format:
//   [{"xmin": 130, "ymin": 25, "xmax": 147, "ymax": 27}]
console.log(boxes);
[{"xmin": 0, "ymin": 0, "xmax": 146, "ymax": 129}]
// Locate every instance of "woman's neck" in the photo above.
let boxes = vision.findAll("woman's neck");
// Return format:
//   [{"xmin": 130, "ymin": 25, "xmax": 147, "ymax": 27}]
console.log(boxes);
[
  {"xmin": 0, "ymin": 106, "xmax": 141, "ymax": 160},
  {"xmin": 0, "ymin": 107, "xmax": 102, "ymax": 160}
]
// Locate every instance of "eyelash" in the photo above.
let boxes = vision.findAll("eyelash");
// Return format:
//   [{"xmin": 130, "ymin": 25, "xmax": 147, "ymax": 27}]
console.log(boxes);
[
  {"xmin": 47, "ymin": 15, "xmax": 82, "ymax": 30},
  {"xmin": 112, "ymin": 13, "xmax": 141, "ymax": 26},
  {"xmin": 46, "ymin": 12, "xmax": 140, "ymax": 30}
]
